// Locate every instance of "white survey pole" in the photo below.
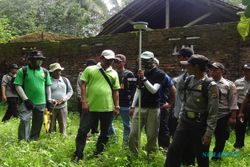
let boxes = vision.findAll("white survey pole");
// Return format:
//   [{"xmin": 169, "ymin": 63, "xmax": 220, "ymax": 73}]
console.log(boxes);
[{"xmin": 132, "ymin": 21, "xmax": 148, "ymax": 152}]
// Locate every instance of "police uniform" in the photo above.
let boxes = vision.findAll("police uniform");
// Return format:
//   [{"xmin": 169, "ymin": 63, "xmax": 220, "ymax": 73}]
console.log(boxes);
[
  {"xmin": 234, "ymin": 74, "xmax": 250, "ymax": 149},
  {"xmin": 212, "ymin": 77, "xmax": 238, "ymax": 159},
  {"xmin": 165, "ymin": 55, "xmax": 219, "ymax": 167}
]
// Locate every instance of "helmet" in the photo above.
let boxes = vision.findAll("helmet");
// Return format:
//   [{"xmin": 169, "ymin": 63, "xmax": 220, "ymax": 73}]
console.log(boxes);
[{"xmin": 28, "ymin": 50, "xmax": 46, "ymax": 60}]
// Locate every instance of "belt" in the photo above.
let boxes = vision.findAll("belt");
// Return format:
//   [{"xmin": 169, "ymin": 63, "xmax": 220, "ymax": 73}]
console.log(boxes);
[{"xmin": 184, "ymin": 111, "xmax": 202, "ymax": 123}]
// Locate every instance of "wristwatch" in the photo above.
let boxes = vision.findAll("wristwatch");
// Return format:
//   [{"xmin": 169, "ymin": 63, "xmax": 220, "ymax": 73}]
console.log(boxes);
[{"xmin": 115, "ymin": 106, "xmax": 120, "ymax": 109}]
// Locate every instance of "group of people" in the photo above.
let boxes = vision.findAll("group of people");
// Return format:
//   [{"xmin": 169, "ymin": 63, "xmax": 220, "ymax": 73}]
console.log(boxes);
[
  {"xmin": 1, "ymin": 47, "xmax": 250, "ymax": 166},
  {"xmin": 1, "ymin": 50, "xmax": 73, "ymax": 140}
]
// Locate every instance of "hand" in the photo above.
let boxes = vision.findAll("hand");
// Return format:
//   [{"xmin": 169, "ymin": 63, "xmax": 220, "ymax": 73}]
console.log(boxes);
[
  {"xmin": 56, "ymin": 99, "xmax": 65, "ymax": 105},
  {"xmin": 129, "ymin": 106, "xmax": 135, "ymax": 117},
  {"xmin": 48, "ymin": 99, "xmax": 57, "ymax": 105},
  {"xmin": 114, "ymin": 106, "xmax": 120, "ymax": 115},
  {"xmin": 201, "ymin": 135, "xmax": 211, "ymax": 145},
  {"xmin": 237, "ymin": 112, "xmax": 245, "ymax": 123},
  {"xmin": 24, "ymin": 99, "xmax": 34, "ymax": 110},
  {"xmin": 137, "ymin": 70, "xmax": 144, "ymax": 79},
  {"xmin": 82, "ymin": 101, "xmax": 89, "ymax": 113},
  {"xmin": 160, "ymin": 102, "xmax": 172, "ymax": 110},
  {"xmin": 2, "ymin": 95, "xmax": 7, "ymax": 103},
  {"xmin": 228, "ymin": 114, "xmax": 236, "ymax": 126}
]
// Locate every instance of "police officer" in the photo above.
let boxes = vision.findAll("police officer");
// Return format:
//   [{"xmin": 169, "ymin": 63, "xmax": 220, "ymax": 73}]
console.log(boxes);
[
  {"xmin": 234, "ymin": 63, "xmax": 250, "ymax": 150},
  {"xmin": 209, "ymin": 62, "xmax": 238, "ymax": 160},
  {"xmin": 165, "ymin": 54, "xmax": 219, "ymax": 167}
]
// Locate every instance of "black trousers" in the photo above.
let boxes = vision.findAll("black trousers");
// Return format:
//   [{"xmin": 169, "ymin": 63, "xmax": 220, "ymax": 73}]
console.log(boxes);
[
  {"xmin": 2, "ymin": 97, "xmax": 19, "ymax": 122},
  {"xmin": 75, "ymin": 111, "xmax": 113, "ymax": 158},
  {"xmin": 234, "ymin": 103, "xmax": 250, "ymax": 148},
  {"xmin": 213, "ymin": 115, "xmax": 230, "ymax": 158},
  {"xmin": 158, "ymin": 109, "xmax": 170, "ymax": 149},
  {"xmin": 165, "ymin": 120, "xmax": 209, "ymax": 167},
  {"xmin": 77, "ymin": 98, "xmax": 99, "ymax": 133}
]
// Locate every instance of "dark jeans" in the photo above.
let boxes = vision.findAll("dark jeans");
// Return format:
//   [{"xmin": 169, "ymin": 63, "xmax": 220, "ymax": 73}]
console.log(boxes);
[
  {"xmin": 168, "ymin": 111, "xmax": 178, "ymax": 137},
  {"xmin": 165, "ymin": 120, "xmax": 209, "ymax": 167},
  {"xmin": 75, "ymin": 111, "xmax": 113, "ymax": 159},
  {"xmin": 2, "ymin": 97, "xmax": 19, "ymax": 122},
  {"xmin": 77, "ymin": 98, "xmax": 99, "ymax": 133},
  {"xmin": 158, "ymin": 109, "xmax": 170, "ymax": 149},
  {"xmin": 213, "ymin": 115, "xmax": 230, "ymax": 158},
  {"xmin": 234, "ymin": 103, "xmax": 250, "ymax": 148}
]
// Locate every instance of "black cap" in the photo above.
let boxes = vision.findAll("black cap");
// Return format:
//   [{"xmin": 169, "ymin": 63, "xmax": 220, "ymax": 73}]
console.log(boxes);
[
  {"xmin": 209, "ymin": 62, "xmax": 225, "ymax": 70},
  {"xmin": 9, "ymin": 64, "xmax": 19, "ymax": 69},
  {"xmin": 180, "ymin": 54, "xmax": 209, "ymax": 66},
  {"xmin": 28, "ymin": 50, "xmax": 46, "ymax": 60},
  {"xmin": 172, "ymin": 47, "xmax": 194, "ymax": 57},
  {"xmin": 85, "ymin": 59, "xmax": 97, "ymax": 67},
  {"xmin": 242, "ymin": 63, "xmax": 250, "ymax": 70}
]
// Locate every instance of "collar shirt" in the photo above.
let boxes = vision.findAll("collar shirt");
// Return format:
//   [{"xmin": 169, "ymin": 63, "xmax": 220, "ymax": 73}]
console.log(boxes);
[
  {"xmin": 215, "ymin": 77, "xmax": 238, "ymax": 119},
  {"xmin": 234, "ymin": 77, "xmax": 250, "ymax": 104},
  {"xmin": 51, "ymin": 76, "xmax": 73, "ymax": 109},
  {"xmin": 1, "ymin": 73, "xmax": 18, "ymax": 97}
]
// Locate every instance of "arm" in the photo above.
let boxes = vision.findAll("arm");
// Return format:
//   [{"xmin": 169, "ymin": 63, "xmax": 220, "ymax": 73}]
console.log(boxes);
[
  {"xmin": 203, "ymin": 84, "xmax": 219, "ymax": 144},
  {"xmin": 15, "ymin": 85, "xmax": 28, "ymax": 101},
  {"xmin": 228, "ymin": 83, "xmax": 238, "ymax": 125},
  {"xmin": 143, "ymin": 80, "xmax": 161, "ymax": 94},
  {"xmin": 1, "ymin": 85, "xmax": 7, "ymax": 102},
  {"xmin": 81, "ymin": 81, "xmax": 88, "ymax": 112},
  {"xmin": 238, "ymin": 94, "xmax": 250, "ymax": 121},
  {"xmin": 46, "ymin": 86, "xmax": 52, "ymax": 101},
  {"xmin": 130, "ymin": 88, "xmax": 139, "ymax": 116},
  {"xmin": 113, "ymin": 90, "xmax": 119, "ymax": 114},
  {"xmin": 63, "ymin": 78, "xmax": 73, "ymax": 101}
]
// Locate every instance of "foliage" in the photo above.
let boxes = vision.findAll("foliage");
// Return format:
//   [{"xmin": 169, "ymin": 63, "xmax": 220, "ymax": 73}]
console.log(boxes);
[
  {"xmin": 237, "ymin": 0, "xmax": 250, "ymax": 40},
  {"xmin": 0, "ymin": 17, "xmax": 15, "ymax": 43},
  {"xmin": 1, "ymin": 104, "xmax": 250, "ymax": 166},
  {"xmin": 0, "ymin": 0, "xmax": 131, "ymax": 38}
]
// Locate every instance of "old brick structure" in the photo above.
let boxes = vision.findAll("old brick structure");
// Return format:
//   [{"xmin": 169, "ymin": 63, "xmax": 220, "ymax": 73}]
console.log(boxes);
[{"xmin": 0, "ymin": 22, "xmax": 249, "ymax": 108}]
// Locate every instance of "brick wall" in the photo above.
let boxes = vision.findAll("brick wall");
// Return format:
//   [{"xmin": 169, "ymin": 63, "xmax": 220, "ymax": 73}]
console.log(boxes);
[{"xmin": 0, "ymin": 22, "xmax": 249, "ymax": 104}]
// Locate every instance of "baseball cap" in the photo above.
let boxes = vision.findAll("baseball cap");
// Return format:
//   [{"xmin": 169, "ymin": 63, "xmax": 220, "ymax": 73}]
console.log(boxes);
[
  {"xmin": 101, "ymin": 49, "xmax": 115, "ymax": 60},
  {"xmin": 180, "ymin": 54, "xmax": 209, "ymax": 66},
  {"xmin": 172, "ymin": 47, "xmax": 194, "ymax": 57},
  {"xmin": 209, "ymin": 62, "xmax": 225, "ymax": 70},
  {"xmin": 28, "ymin": 50, "xmax": 46, "ymax": 60},
  {"xmin": 242, "ymin": 63, "xmax": 250, "ymax": 70},
  {"xmin": 115, "ymin": 54, "xmax": 126, "ymax": 62},
  {"xmin": 9, "ymin": 64, "xmax": 19, "ymax": 69},
  {"xmin": 141, "ymin": 51, "xmax": 154, "ymax": 59}
]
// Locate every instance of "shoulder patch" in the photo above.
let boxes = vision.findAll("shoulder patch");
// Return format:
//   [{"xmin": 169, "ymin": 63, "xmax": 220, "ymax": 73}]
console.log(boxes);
[{"xmin": 209, "ymin": 85, "xmax": 218, "ymax": 98}]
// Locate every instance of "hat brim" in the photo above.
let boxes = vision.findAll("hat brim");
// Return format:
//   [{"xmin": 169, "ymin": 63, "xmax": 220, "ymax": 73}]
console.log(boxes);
[
  {"xmin": 180, "ymin": 61, "xmax": 189, "ymax": 65},
  {"xmin": 115, "ymin": 57, "xmax": 123, "ymax": 62},
  {"xmin": 103, "ymin": 55, "xmax": 115, "ymax": 60},
  {"xmin": 49, "ymin": 67, "xmax": 64, "ymax": 72},
  {"xmin": 172, "ymin": 52, "xmax": 180, "ymax": 56}
]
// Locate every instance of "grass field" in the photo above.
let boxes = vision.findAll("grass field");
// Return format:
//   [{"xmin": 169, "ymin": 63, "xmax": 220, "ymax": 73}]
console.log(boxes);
[{"xmin": 0, "ymin": 104, "xmax": 250, "ymax": 167}]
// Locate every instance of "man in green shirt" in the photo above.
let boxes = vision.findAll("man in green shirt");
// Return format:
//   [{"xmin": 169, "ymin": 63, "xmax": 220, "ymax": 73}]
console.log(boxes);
[
  {"xmin": 73, "ymin": 49, "xmax": 120, "ymax": 162},
  {"xmin": 14, "ymin": 50, "xmax": 52, "ymax": 141}
]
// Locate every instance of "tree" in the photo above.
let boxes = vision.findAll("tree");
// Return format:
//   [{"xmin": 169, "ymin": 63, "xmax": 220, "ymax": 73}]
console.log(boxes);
[
  {"xmin": 237, "ymin": 0, "xmax": 250, "ymax": 40},
  {"xmin": 0, "ymin": 17, "xmax": 15, "ymax": 43}
]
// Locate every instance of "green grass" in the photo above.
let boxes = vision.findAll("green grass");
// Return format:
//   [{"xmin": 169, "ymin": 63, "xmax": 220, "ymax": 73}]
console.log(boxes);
[{"xmin": 0, "ymin": 103, "xmax": 250, "ymax": 167}]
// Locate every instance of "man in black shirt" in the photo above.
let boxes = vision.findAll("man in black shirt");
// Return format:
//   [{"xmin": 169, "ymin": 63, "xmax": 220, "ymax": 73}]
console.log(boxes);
[
  {"xmin": 129, "ymin": 51, "xmax": 165, "ymax": 155},
  {"xmin": 111, "ymin": 54, "xmax": 136, "ymax": 147}
]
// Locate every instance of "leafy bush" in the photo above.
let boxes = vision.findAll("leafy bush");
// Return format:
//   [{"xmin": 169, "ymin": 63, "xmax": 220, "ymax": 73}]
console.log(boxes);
[{"xmin": 0, "ymin": 104, "xmax": 250, "ymax": 166}]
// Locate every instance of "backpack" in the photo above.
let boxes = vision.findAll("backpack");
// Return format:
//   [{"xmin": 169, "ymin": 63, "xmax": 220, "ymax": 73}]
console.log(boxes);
[
  {"xmin": 8, "ymin": 75, "xmax": 17, "ymax": 93},
  {"xmin": 61, "ymin": 76, "xmax": 69, "ymax": 93}
]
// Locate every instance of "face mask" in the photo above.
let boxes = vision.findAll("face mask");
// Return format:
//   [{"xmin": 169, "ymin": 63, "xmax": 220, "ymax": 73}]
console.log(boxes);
[
  {"xmin": 142, "ymin": 59, "xmax": 154, "ymax": 72},
  {"xmin": 30, "ymin": 59, "xmax": 43, "ymax": 69}
]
